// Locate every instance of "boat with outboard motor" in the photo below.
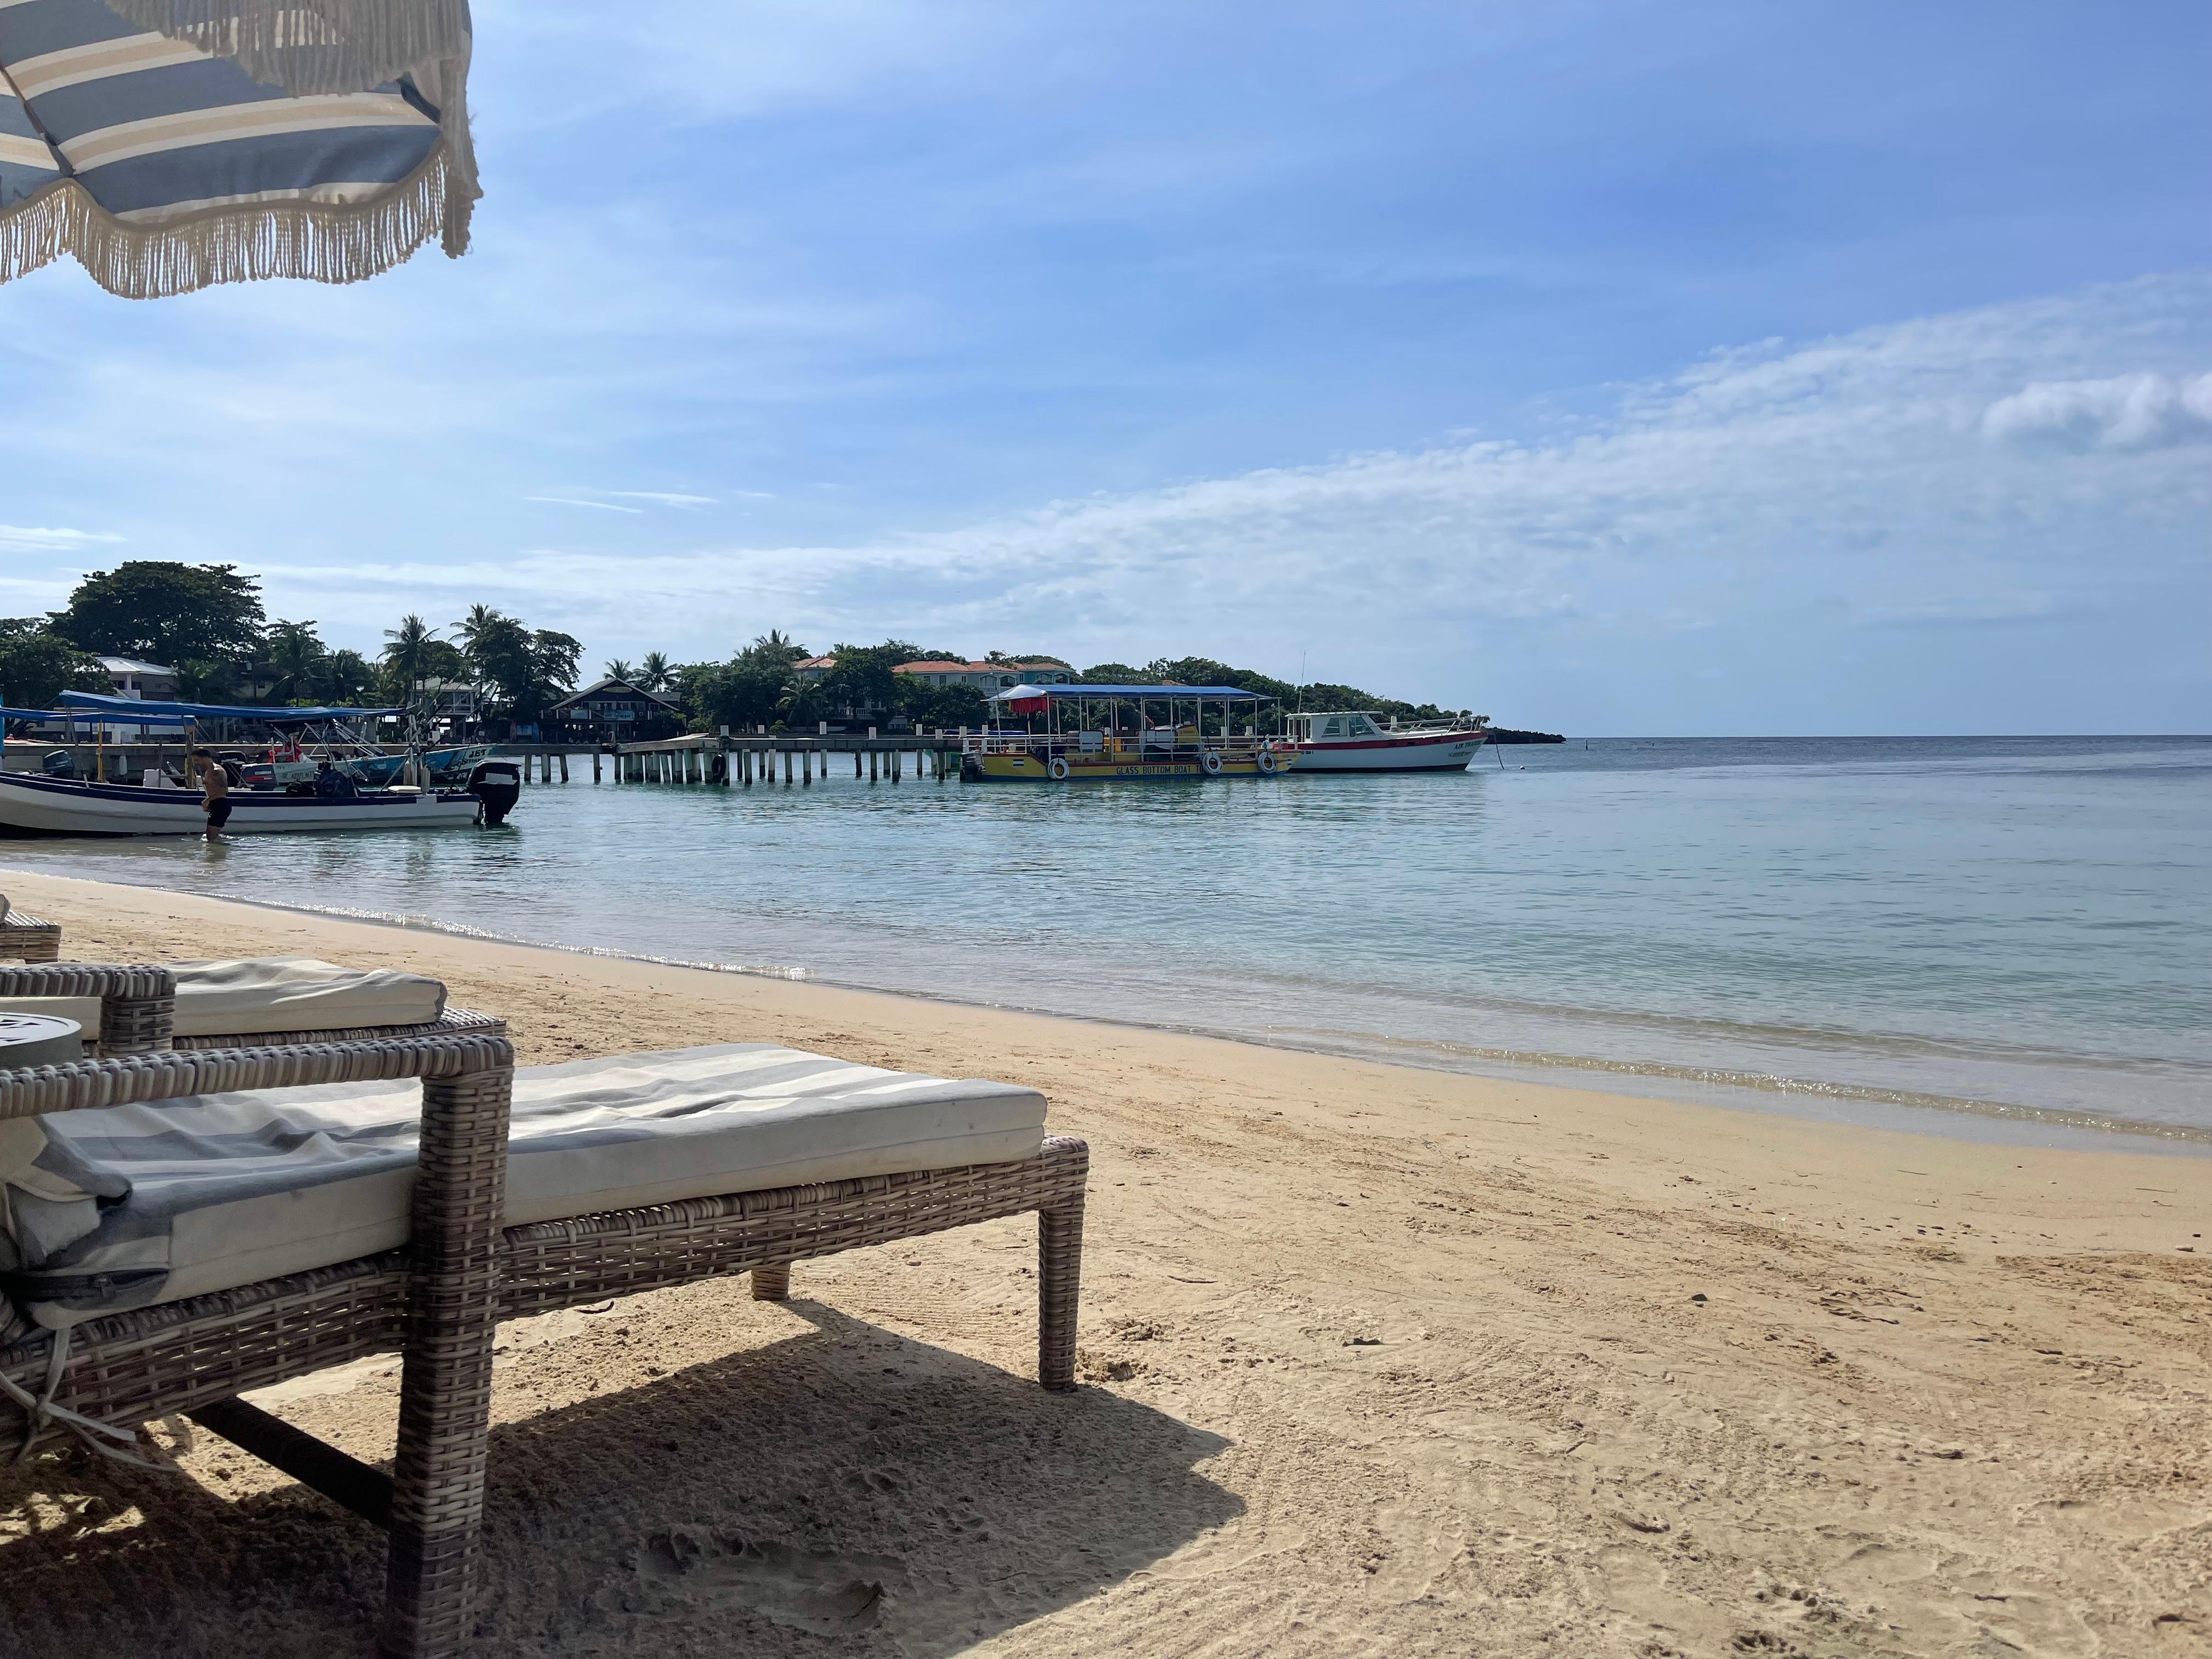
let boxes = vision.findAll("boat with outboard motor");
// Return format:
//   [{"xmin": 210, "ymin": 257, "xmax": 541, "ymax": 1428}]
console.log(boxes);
[
  {"xmin": 963, "ymin": 684, "xmax": 1297, "ymax": 781},
  {"xmin": 1285, "ymin": 710, "xmax": 1490, "ymax": 772},
  {"xmin": 0, "ymin": 694, "xmax": 520, "ymax": 834},
  {"xmin": 0, "ymin": 769, "xmax": 503, "ymax": 834}
]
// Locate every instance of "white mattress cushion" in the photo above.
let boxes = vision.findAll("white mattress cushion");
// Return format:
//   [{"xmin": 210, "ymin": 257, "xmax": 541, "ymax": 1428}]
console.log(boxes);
[
  {"xmin": 0, "ymin": 955, "xmax": 447, "ymax": 1039},
  {"xmin": 2, "ymin": 1043, "xmax": 1046, "ymax": 1329}
]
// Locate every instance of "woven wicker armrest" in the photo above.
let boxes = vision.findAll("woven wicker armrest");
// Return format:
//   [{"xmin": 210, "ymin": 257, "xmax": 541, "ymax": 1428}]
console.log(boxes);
[
  {"xmin": 0, "ymin": 962, "xmax": 174, "ymax": 1058},
  {"xmin": 168, "ymin": 1005, "xmax": 509, "ymax": 1052},
  {"xmin": 0, "ymin": 1026, "xmax": 512, "ymax": 1122}
]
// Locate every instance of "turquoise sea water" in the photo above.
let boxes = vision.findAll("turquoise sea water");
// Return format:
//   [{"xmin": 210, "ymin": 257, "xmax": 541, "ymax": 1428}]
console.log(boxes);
[{"xmin": 6, "ymin": 736, "xmax": 2208, "ymax": 1151}]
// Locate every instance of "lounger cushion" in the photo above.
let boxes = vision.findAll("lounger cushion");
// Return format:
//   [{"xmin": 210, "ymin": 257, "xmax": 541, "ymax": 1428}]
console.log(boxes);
[
  {"xmin": 0, "ymin": 956, "xmax": 446, "ymax": 1039},
  {"xmin": 1, "ymin": 1044, "xmax": 1046, "ymax": 1330}
]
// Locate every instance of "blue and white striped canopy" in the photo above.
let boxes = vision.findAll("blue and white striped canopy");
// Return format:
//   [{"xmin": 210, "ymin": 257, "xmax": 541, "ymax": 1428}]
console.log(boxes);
[{"xmin": 0, "ymin": 0, "xmax": 473, "ymax": 296}]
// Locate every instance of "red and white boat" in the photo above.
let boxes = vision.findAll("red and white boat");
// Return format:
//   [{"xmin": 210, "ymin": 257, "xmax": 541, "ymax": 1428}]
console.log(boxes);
[{"xmin": 1285, "ymin": 710, "xmax": 1489, "ymax": 772}]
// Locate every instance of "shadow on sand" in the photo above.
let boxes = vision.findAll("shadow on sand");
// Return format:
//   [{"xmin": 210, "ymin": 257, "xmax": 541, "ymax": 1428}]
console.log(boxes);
[{"xmin": 0, "ymin": 1299, "xmax": 1239, "ymax": 1657}]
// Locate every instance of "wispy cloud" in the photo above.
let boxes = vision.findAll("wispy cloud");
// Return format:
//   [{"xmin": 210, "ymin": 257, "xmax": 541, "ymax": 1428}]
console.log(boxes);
[
  {"xmin": 603, "ymin": 491, "xmax": 719, "ymax": 507},
  {"xmin": 254, "ymin": 276, "xmax": 2210, "ymax": 709},
  {"xmin": 0, "ymin": 525, "xmax": 125, "ymax": 553},
  {"xmin": 523, "ymin": 496, "xmax": 647, "ymax": 514}
]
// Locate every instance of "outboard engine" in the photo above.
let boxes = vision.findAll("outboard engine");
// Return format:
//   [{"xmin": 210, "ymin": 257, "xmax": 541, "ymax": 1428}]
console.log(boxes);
[
  {"xmin": 42, "ymin": 749, "xmax": 77, "ymax": 778},
  {"xmin": 465, "ymin": 759, "xmax": 521, "ymax": 826}
]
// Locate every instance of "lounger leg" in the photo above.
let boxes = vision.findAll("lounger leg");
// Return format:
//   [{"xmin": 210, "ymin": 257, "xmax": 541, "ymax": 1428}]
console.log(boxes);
[
  {"xmin": 1038, "ymin": 1194, "xmax": 1085, "ymax": 1392},
  {"xmin": 380, "ymin": 1060, "xmax": 513, "ymax": 1659},
  {"xmin": 750, "ymin": 1263, "xmax": 792, "ymax": 1301},
  {"xmin": 97, "ymin": 992, "xmax": 176, "ymax": 1056}
]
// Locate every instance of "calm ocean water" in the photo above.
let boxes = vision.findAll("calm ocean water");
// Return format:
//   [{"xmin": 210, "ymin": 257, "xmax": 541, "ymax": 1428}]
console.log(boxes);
[{"xmin": 7, "ymin": 736, "xmax": 2208, "ymax": 1152}]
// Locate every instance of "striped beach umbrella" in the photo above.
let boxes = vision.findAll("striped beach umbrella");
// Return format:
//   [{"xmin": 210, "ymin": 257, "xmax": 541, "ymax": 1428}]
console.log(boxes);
[{"xmin": 0, "ymin": 0, "xmax": 475, "ymax": 296}]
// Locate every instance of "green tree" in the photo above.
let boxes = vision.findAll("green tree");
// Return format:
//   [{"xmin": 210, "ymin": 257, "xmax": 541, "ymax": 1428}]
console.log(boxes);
[
  {"xmin": 818, "ymin": 640, "xmax": 923, "ymax": 719},
  {"xmin": 381, "ymin": 614, "xmax": 438, "ymax": 698},
  {"xmin": 636, "ymin": 651, "xmax": 673, "ymax": 692},
  {"xmin": 1079, "ymin": 662, "xmax": 1145, "ymax": 683},
  {"xmin": 52, "ymin": 562, "xmax": 264, "ymax": 668},
  {"xmin": 774, "ymin": 675, "xmax": 819, "ymax": 727},
  {"xmin": 0, "ymin": 619, "xmax": 108, "ymax": 710},
  {"xmin": 467, "ymin": 616, "xmax": 582, "ymax": 724},
  {"xmin": 265, "ymin": 619, "xmax": 328, "ymax": 702},
  {"xmin": 603, "ymin": 658, "xmax": 637, "ymax": 685},
  {"xmin": 325, "ymin": 648, "xmax": 376, "ymax": 704}
]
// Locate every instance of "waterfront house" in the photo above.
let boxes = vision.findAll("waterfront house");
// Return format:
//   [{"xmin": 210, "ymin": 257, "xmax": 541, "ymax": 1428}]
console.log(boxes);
[
  {"xmin": 893, "ymin": 660, "xmax": 1075, "ymax": 691},
  {"xmin": 548, "ymin": 677, "xmax": 681, "ymax": 739}
]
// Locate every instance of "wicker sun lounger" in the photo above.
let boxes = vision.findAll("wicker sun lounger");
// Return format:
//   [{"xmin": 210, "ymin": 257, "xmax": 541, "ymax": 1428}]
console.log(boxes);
[
  {"xmin": 0, "ymin": 953, "xmax": 505, "ymax": 1053},
  {"xmin": 0, "ymin": 964, "xmax": 1088, "ymax": 1659},
  {"xmin": 0, "ymin": 908, "xmax": 62, "ymax": 963}
]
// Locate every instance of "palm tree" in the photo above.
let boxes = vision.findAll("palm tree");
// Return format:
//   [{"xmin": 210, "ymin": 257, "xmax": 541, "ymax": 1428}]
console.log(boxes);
[
  {"xmin": 775, "ymin": 675, "xmax": 817, "ymax": 726},
  {"xmin": 382, "ymin": 614, "xmax": 436, "ymax": 698},
  {"xmin": 266, "ymin": 619, "xmax": 327, "ymax": 703},
  {"xmin": 325, "ymin": 648, "xmax": 375, "ymax": 704},
  {"xmin": 638, "ymin": 651, "xmax": 672, "ymax": 692},
  {"xmin": 452, "ymin": 604, "xmax": 508, "ymax": 673},
  {"xmin": 603, "ymin": 658, "xmax": 637, "ymax": 685}
]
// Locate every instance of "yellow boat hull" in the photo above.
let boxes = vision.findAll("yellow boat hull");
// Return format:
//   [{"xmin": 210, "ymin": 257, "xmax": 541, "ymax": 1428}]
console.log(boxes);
[{"xmin": 964, "ymin": 749, "xmax": 1295, "ymax": 781}]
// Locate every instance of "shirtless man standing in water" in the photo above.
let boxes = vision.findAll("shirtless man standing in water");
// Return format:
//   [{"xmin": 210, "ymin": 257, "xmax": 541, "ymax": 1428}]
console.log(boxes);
[{"xmin": 190, "ymin": 750, "xmax": 231, "ymax": 839}]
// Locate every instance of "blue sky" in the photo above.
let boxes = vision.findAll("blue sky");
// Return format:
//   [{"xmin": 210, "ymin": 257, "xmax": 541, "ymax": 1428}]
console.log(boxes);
[{"xmin": 3, "ymin": 0, "xmax": 2208, "ymax": 733}]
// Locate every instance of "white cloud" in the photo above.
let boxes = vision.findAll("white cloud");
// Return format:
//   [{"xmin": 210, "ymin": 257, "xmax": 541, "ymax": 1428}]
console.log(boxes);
[
  {"xmin": 603, "ymin": 491, "xmax": 718, "ymax": 507},
  {"xmin": 1980, "ymin": 371, "xmax": 2212, "ymax": 452},
  {"xmin": 0, "ymin": 525, "xmax": 124, "ymax": 553}
]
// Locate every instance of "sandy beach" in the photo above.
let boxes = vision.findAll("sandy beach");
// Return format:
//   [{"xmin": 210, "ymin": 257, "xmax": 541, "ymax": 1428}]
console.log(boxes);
[{"xmin": 1, "ymin": 865, "xmax": 2206, "ymax": 1658}]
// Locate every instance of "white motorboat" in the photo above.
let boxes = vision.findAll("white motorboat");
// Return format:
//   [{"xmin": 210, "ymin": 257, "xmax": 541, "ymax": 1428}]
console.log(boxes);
[
  {"xmin": 0, "ymin": 770, "xmax": 492, "ymax": 835},
  {"xmin": 1285, "ymin": 710, "xmax": 1489, "ymax": 772}
]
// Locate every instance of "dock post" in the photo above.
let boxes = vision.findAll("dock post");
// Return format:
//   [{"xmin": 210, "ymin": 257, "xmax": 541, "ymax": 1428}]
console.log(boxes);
[
  {"xmin": 870, "ymin": 749, "xmax": 878, "ymax": 782},
  {"xmin": 559, "ymin": 752, "xmax": 569, "ymax": 783},
  {"xmin": 592, "ymin": 750, "xmax": 602, "ymax": 783},
  {"xmin": 803, "ymin": 748, "xmax": 812, "ymax": 786},
  {"xmin": 854, "ymin": 751, "xmax": 861, "ymax": 778}
]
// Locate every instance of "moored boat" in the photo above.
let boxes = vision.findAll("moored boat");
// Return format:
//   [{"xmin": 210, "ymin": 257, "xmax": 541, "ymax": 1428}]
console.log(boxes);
[
  {"xmin": 964, "ymin": 684, "xmax": 1297, "ymax": 781},
  {"xmin": 1286, "ymin": 710, "xmax": 1489, "ymax": 772},
  {"xmin": 0, "ymin": 770, "xmax": 490, "ymax": 835}
]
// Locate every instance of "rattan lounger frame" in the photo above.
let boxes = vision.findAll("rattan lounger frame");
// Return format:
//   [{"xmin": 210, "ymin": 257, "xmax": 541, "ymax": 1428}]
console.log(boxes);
[
  {"xmin": 0, "ymin": 967, "xmax": 1088, "ymax": 1659},
  {"xmin": 0, "ymin": 910, "xmax": 61, "ymax": 963},
  {"xmin": 0, "ymin": 950, "xmax": 505, "ymax": 1052}
]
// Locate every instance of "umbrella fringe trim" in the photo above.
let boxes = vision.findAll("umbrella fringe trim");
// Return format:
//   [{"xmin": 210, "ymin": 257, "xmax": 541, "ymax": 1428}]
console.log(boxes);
[
  {"xmin": 0, "ymin": 139, "xmax": 472, "ymax": 298},
  {"xmin": 93, "ymin": 0, "xmax": 471, "ymax": 97}
]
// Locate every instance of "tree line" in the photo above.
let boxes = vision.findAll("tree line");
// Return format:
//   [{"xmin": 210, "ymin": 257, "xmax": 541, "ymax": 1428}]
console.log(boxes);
[{"xmin": 0, "ymin": 560, "xmax": 1468, "ymax": 732}]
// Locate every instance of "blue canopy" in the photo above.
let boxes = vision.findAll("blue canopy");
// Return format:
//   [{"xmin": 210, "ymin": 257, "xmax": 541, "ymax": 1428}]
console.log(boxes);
[
  {"xmin": 988, "ymin": 684, "xmax": 1267, "ymax": 701},
  {"xmin": 4, "ymin": 703, "xmax": 191, "ymax": 725},
  {"xmin": 54, "ymin": 692, "xmax": 404, "ymax": 722}
]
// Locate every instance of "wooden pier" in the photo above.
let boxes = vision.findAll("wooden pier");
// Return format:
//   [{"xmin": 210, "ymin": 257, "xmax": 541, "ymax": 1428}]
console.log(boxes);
[{"xmin": 590, "ymin": 732, "xmax": 963, "ymax": 787}]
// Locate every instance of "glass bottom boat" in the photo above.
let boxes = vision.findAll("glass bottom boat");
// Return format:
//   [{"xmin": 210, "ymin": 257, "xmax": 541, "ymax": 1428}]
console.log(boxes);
[{"xmin": 962, "ymin": 683, "xmax": 1297, "ymax": 781}]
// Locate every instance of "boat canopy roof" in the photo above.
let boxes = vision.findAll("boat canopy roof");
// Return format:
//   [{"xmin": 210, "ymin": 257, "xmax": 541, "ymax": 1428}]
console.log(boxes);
[
  {"xmin": 986, "ymin": 682, "xmax": 1267, "ymax": 702},
  {"xmin": 1, "ymin": 704, "xmax": 182, "ymax": 726},
  {"xmin": 53, "ymin": 691, "xmax": 405, "ymax": 723}
]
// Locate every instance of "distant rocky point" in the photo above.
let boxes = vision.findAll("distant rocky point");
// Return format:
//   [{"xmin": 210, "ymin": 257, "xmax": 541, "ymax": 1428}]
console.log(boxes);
[{"xmin": 1487, "ymin": 727, "xmax": 1565, "ymax": 744}]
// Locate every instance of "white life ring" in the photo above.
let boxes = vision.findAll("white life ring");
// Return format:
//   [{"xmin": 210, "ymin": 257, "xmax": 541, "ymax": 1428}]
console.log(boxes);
[
  {"xmin": 1200, "ymin": 749, "xmax": 1224, "ymax": 776},
  {"xmin": 1048, "ymin": 755, "xmax": 1071, "ymax": 780},
  {"xmin": 1255, "ymin": 748, "xmax": 1279, "ymax": 774}
]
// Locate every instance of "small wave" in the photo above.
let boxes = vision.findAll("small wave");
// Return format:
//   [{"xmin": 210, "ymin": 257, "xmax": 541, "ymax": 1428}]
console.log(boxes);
[
  {"xmin": 182, "ymin": 893, "xmax": 814, "ymax": 982},
  {"xmin": 1267, "ymin": 1025, "xmax": 2212, "ymax": 1147}
]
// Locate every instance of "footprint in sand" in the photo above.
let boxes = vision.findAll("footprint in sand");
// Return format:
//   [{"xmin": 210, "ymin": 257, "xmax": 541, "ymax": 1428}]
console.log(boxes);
[{"xmin": 635, "ymin": 1527, "xmax": 904, "ymax": 1635}]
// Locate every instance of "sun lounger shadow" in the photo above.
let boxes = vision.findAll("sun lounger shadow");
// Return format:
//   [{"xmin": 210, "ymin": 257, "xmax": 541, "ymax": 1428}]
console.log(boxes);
[{"xmin": 0, "ymin": 1299, "xmax": 1238, "ymax": 1657}]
